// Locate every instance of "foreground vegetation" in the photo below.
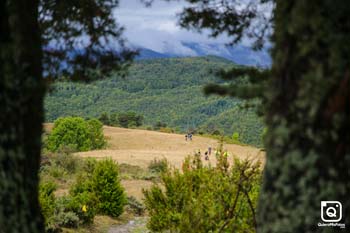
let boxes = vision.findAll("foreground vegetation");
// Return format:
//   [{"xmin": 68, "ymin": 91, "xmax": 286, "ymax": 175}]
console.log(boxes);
[
  {"xmin": 45, "ymin": 56, "xmax": 264, "ymax": 147},
  {"xmin": 144, "ymin": 145, "xmax": 262, "ymax": 233},
  {"xmin": 40, "ymin": 153, "xmax": 126, "ymax": 232},
  {"xmin": 40, "ymin": 118, "xmax": 262, "ymax": 232}
]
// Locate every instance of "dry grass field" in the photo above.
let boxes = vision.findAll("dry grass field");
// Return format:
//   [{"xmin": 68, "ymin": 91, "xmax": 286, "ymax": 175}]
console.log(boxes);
[{"xmin": 76, "ymin": 126, "xmax": 265, "ymax": 169}]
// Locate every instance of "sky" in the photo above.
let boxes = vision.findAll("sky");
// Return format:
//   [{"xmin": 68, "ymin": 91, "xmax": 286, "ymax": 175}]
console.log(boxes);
[{"xmin": 114, "ymin": 0, "xmax": 230, "ymax": 55}]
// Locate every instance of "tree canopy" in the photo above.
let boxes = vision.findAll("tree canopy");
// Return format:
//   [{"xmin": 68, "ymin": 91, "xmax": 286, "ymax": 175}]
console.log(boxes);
[
  {"xmin": 39, "ymin": 0, "xmax": 136, "ymax": 80},
  {"xmin": 0, "ymin": 1, "xmax": 132, "ymax": 232}
]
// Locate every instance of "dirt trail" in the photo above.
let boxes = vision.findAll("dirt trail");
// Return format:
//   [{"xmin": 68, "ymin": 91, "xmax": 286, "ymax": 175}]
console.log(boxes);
[
  {"xmin": 76, "ymin": 126, "xmax": 265, "ymax": 169},
  {"xmin": 108, "ymin": 217, "xmax": 148, "ymax": 233}
]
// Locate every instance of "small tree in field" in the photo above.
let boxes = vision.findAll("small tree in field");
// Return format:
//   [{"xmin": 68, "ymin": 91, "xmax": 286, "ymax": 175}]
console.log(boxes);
[
  {"xmin": 92, "ymin": 159, "xmax": 126, "ymax": 217},
  {"xmin": 47, "ymin": 117, "xmax": 106, "ymax": 152}
]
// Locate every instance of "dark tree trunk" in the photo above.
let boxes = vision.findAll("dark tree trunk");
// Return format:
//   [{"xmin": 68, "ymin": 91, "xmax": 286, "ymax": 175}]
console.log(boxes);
[
  {"xmin": 258, "ymin": 1, "xmax": 350, "ymax": 232},
  {"xmin": 0, "ymin": 0, "xmax": 45, "ymax": 232}
]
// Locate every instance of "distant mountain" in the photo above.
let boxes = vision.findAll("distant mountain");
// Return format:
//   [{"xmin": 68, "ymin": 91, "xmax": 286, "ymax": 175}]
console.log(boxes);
[
  {"xmin": 136, "ymin": 42, "xmax": 271, "ymax": 67},
  {"xmin": 182, "ymin": 42, "xmax": 271, "ymax": 67},
  {"xmin": 136, "ymin": 48, "xmax": 172, "ymax": 60}
]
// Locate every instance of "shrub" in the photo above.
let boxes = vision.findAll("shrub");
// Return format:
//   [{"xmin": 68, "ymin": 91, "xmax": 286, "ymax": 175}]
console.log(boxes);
[
  {"xmin": 153, "ymin": 121, "xmax": 167, "ymax": 130},
  {"xmin": 50, "ymin": 152, "xmax": 80, "ymax": 174},
  {"xmin": 159, "ymin": 127, "xmax": 174, "ymax": 133},
  {"xmin": 47, "ymin": 117, "xmax": 106, "ymax": 152},
  {"xmin": 53, "ymin": 211, "xmax": 79, "ymax": 228},
  {"xmin": 143, "ymin": 147, "xmax": 262, "ymax": 233},
  {"xmin": 117, "ymin": 112, "xmax": 143, "ymax": 128},
  {"xmin": 87, "ymin": 118, "xmax": 106, "ymax": 149},
  {"xmin": 119, "ymin": 163, "xmax": 145, "ymax": 179},
  {"xmin": 212, "ymin": 129, "xmax": 222, "ymax": 135},
  {"xmin": 148, "ymin": 158, "xmax": 168, "ymax": 173},
  {"xmin": 70, "ymin": 172, "xmax": 94, "ymax": 196},
  {"xmin": 40, "ymin": 152, "xmax": 82, "ymax": 180},
  {"xmin": 81, "ymin": 157, "xmax": 98, "ymax": 175},
  {"xmin": 66, "ymin": 192, "xmax": 97, "ymax": 225},
  {"xmin": 98, "ymin": 112, "xmax": 110, "ymax": 125},
  {"xmin": 92, "ymin": 159, "xmax": 127, "ymax": 217},
  {"xmin": 43, "ymin": 165, "xmax": 67, "ymax": 179},
  {"xmin": 66, "ymin": 171, "xmax": 98, "ymax": 225},
  {"xmin": 109, "ymin": 113, "xmax": 119, "ymax": 126},
  {"xmin": 232, "ymin": 131, "xmax": 240, "ymax": 142},
  {"xmin": 126, "ymin": 196, "xmax": 145, "ymax": 216},
  {"xmin": 39, "ymin": 181, "xmax": 57, "ymax": 222}
]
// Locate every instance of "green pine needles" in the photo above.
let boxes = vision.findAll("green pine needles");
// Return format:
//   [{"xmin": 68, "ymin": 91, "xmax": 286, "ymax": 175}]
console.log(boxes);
[{"xmin": 92, "ymin": 159, "xmax": 127, "ymax": 217}]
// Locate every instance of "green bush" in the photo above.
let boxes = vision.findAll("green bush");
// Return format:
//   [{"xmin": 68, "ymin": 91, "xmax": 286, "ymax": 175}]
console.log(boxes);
[
  {"xmin": 39, "ymin": 155, "xmax": 128, "ymax": 229},
  {"xmin": 53, "ymin": 211, "xmax": 79, "ymax": 228},
  {"xmin": 87, "ymin": 118, "xmax": 106, "ymax": 149},
  {"xmin": 148, "ymin": 158, "xmax": 168, "ymax": 174},
  {"xmin": 43, "ymin": 164, "xmax": 67, "ymax": 179},
  {"xmin": 153, "ymin": 121, "xmax": 167, "ymax": 130},
  {"xmin": 66, "ymin": 171, "xmax": 98, "ymax": 224},
  {"xmin": 47, "ymin": 117, "xmax": 106, "ymax": 152},
  {"xmin": 40, "ymin": 152, "xmax": 82, "ymax": 181},
  {"xmin": 117, "ymin": 112, "xmax": 143, "ymax": 128},
  {"xmin": 159, "ymin": 127, "xmax": 174, "ymax": 133},
  {"xmin": 98, "ymin": 111, "xmax": 144, "ymax": 128},
  {"xmin": 119, "ymin": 163, "xmax": 145, "ymax": 179},
  {"xmin": 50, "ymin": 152, "xmax": 80, "ymax": 174},
  {"xmin": 143, "ymin": 147, "xmax": 262, "ymax": 233},
  {"xmin": 81, "ymin": 157, "xmax": 98, "ymax": 175},
  {"xmin": 92, "ymin": 159, "xmax": 127, "ymax": 217},
  {"xmin": 67, "ymin": 192, "xmax": 97, "ymax": 225},
  {"xmin": 232, "ymin": 131, "xmax": 240, "ymax": 142},
  {"xmin": 98, "ymin": 112, "xmax": 110, "ymax": 125},
  {"xmin": 39, "ymin": 181, "xmax": 57, "ymax": 222},
  {"xmin": 126, "ymin": 196, "xmax": 145, "ymax": 216}
]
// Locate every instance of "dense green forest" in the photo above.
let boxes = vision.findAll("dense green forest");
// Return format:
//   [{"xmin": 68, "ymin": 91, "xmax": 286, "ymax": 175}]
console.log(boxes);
[{"xmin": 45, "ymin": 56, "xmax": 264, "ymax": 146}]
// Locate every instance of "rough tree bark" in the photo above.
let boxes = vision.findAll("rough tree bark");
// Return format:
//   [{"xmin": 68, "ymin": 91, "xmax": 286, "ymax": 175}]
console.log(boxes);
[
  {"xmin": 0, "ymin": 0, "xmax": 45, "ymax": 232},
  {"xmin": 258, "ymin": 1, "xmax": 350, "ymax": 232}
]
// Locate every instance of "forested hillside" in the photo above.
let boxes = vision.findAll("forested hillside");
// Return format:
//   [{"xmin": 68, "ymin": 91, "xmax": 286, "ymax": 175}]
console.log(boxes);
[{"xmin": 45, "ymin": 56, "xmax": 264, "ymax": 146}]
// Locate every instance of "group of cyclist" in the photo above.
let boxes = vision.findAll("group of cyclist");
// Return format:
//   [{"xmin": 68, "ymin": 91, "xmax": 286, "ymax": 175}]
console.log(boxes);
[
  {"xmin": 198, "ymin": 147, "xmax": 212, "ymax": 161},
  {"xmin": 185, "ymin": 133, "xmax": 193, "ymax": 141},
  {"xmin": 186, "ymin": 132, "xmax": 232, "ymax": 161}
]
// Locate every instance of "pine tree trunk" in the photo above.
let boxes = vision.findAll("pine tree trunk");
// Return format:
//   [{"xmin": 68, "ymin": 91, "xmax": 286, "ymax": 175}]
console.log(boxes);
[
  {"xmin": 0, "ymin": 1, "xmax": 45, "ymax": 232},
  {"xmin": 258, "ymin": 1, "xmax": 350, "ymax": 232}
]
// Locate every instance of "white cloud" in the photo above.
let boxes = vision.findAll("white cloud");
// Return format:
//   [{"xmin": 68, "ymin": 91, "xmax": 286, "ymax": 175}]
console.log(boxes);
[
  {"xmin": 114, "ymin": 0, "xmax": 272, "ymax": 54},
  {"xmin": 114, "ymin": 0, "xmax": 231, "ymax": 54}
]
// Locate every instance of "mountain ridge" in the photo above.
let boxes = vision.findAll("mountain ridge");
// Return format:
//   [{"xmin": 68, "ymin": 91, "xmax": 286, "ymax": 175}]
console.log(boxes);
[{"xmin": 136, "ymin": 42, "xmax": 271, "ymax": 67}]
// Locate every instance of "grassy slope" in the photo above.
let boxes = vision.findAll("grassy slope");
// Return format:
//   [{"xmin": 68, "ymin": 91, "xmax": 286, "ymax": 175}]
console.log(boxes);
[{"xmin": 45, "ymin": 56, "xmax": 264, "ymax": 146}]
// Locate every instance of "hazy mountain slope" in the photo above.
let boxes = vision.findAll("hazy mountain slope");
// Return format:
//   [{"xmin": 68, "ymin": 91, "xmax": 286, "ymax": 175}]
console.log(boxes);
[
  {"xmin": 136, "ymin": 48, "xmax": 172, "ymax": 60},
  {"xmin": 136, "ymin": 42, "xmax": 271, "ymax": 67}
]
